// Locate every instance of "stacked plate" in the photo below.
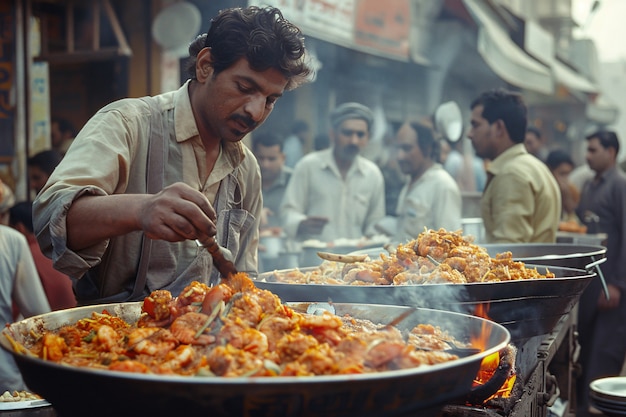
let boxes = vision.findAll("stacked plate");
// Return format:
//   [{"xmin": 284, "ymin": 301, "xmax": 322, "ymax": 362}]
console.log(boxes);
[{"xmin": 590, "ymin": 377, "xmax": 626, "ymax": 416}]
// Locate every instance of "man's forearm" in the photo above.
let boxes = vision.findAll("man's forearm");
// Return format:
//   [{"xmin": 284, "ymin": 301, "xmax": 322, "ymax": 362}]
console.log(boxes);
[{"xmin": 67, "ymin": 194, "xmax": 145, "ymax": 251}]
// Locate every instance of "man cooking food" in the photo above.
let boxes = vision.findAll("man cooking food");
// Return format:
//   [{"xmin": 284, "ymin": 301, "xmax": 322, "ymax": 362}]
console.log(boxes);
[{"xmin": 33, "ymin": 6, "xmax": 312, "ymax": 305}]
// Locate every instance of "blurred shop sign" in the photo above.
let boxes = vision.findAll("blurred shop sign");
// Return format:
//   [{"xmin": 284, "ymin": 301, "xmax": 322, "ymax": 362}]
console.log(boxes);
[
  {"xmin": 354, "ymin": 0, "xmax": 410, "ymax": 59},
  {"xmin": 248, "ymin": 0, "xmax": 411, "ymax": 61},
  {"xmin": 0, "ymin": 1, "xmax": 15, "ymax": 159},
  {"xmin": 30, "ymin": 62, "xmax": 51, "ymax": 153}
]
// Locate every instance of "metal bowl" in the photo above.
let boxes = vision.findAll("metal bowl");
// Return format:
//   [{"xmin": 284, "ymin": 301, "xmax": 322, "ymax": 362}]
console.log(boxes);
[{"xmin": 1, "ymin": 302, "xmax": 510, "ymax": 417}]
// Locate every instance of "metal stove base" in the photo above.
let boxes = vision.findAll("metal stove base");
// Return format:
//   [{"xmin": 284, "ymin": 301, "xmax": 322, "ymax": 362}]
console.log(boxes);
[{"xmin": 437, "ymin": 312, "xmax": 579, "ymax": 417}]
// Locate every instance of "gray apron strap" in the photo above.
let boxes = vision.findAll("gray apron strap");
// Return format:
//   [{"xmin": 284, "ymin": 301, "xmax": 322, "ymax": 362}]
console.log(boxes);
[
  {"xmin": 209, "ymin": 170, "xmax": 241, "ymax": 284},
  {"xmin": 214, "ymin": 169, "xmax": 243, "ymax": 235},
  {"xmin": 129, "ymin": 97, "xmax": 166, "ymax": 300}
]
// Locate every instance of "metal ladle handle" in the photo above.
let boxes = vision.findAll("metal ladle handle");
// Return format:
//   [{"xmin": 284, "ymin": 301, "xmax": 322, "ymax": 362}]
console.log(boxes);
[
  {"xmin": 196, "ymin": 237, "xmax": 238, "ymax": 279},
  {"xmin": 586, "ymin": 257, "xmax": 609, "ymax": 300}
]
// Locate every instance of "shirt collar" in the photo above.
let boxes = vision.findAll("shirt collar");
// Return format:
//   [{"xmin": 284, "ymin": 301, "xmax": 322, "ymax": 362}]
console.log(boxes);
[
  {"xmin": 175, "ymin": 80, "xmax": 245, "ymax": 168},
  {"xmin": 487, "ymin": 143, "xmax": 527, "ymax": 176},
  {"xmin": 594, "ymin": 165, "xmax": 618, "ymax": 183},
  {"xmin": 319, "ymin": 147, "xmax": 367, "ymax": 175}
]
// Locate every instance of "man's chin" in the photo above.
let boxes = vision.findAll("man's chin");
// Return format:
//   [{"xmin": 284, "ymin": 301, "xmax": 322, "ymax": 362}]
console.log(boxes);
[{"xmin": 224, "ymin": 129, "xmax": 247, "ymax": 142}]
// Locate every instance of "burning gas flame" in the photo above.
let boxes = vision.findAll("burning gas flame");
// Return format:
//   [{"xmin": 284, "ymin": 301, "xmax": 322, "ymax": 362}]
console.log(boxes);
[
  {"xmin": 470, "ymin": 303, "xmax": 491, "ymax": 350},
  {"xmin": 470, "ymin": 303, "xmax": 517, "ymax": 401},
  {"xmin": 472, "ymin": 351, "xmax": 517, "ymax": 400}
]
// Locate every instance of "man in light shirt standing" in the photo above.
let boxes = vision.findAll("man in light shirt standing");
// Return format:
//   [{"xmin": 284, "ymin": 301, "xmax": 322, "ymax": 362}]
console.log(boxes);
[
  {"xmin": 281, "ymin": 102, "xmax": 385, "ymax": 242},
  {"xmin": 393, "ymin": 121, "xmax": 461, "ymax": 243},
  {"xmin": 0, "ymin": 179, "xmax": 50, "ymax": 392}
]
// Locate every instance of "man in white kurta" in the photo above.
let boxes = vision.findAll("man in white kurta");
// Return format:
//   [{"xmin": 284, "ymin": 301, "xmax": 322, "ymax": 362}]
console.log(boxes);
[
  {"xmin": 393, "ymin": 122, "xmax": 462, "ymax": 243},
  {"xmin": 281, "ymin": 103, "xmax": 385, "ymax": 242},
  {"xmin": 1, "ymin": 181, "xmax": 51, "ymax": 392}
]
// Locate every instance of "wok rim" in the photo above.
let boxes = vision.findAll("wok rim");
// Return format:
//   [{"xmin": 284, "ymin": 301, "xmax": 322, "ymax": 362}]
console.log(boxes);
[
  {"xmin": 1, "ymin": 303, "xmax": 510, "ymax": 385},
  {"xmin": 480, "ymin": 242, "xmax": 606, "ymax": 260}
]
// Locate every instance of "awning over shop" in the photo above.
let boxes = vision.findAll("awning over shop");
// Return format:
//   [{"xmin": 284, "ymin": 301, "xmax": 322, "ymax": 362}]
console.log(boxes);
[
  {"xmin": 524, "ymin": 20, "xmax": 598, "ymax": 97},
  {"xmin": 586, "ymin": 94, "xmax": 619, "ymax": 125},
  {"xmin": 552, "ymin": 58, "xmax": 598, "ymax": 95},
  {"xmin": 462, "ymin": 0, "xmax": 554, "ymax": 95}
]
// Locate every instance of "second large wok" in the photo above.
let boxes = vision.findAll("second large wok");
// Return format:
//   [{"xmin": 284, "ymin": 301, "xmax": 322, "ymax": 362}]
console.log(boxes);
[
  {"xmin": 255, "ymin": 264, "xmax": 595, "ymax": 341},
  {"xmin": 1, "ymin": 302, "xmax": 509, "ymax": 417}
]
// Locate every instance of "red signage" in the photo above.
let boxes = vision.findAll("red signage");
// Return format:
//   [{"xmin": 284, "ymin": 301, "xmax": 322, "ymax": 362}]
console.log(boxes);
[{"xmin": 354, "ymin": 0, "xmax": 411, "ymax": 59}]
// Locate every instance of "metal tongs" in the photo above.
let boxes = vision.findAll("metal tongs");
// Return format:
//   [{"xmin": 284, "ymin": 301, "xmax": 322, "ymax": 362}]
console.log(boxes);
[{"xmin": 195, "ymin": 236, "xmax": 237, "ymax": 278}]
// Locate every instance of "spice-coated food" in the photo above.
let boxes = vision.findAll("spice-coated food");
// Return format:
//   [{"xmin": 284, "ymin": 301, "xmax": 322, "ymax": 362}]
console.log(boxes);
[
  {"xmin": 266, "ymin": 228, "xmax": 556, "ymax": 285},
  {"xmin": 9, "ymin": 273, "xmax": 468, "ymax": 377}
]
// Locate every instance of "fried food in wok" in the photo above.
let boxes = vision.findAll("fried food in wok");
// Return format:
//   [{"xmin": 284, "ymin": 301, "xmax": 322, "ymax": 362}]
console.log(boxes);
[
  {"xmin": 267, "ymin": 228, "xmax": 555, "ymax": 285},
  {"xmin": 12, "ymin": 273, "xmax": 465, "ymax": 377}
]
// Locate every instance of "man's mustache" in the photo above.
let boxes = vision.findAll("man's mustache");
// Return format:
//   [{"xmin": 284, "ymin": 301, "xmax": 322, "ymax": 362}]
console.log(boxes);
[{"xmin": 231, "ymin": 114, "xmax": 258, "ymax": 130}]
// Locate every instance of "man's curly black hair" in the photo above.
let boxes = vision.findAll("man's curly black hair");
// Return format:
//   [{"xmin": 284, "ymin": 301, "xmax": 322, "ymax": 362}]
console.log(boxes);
[{"xmin": 186, "ymin": 6, "xmax": 311, "ymax": 91}]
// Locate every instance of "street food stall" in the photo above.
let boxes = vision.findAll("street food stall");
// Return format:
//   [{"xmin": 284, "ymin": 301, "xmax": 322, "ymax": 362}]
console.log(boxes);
[{"xmin": 1, "ymin": 228, "xmax": 608, "ymax": 417}]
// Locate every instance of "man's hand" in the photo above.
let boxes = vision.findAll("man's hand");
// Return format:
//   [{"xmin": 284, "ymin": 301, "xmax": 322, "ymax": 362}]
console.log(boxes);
[
  {"xmin": 297, "ymin": 216, "xmax": 329, "ymax": 236},
  {"xmin": 67, "ymin": 182, "xmax": 217, "ymax": 251},
  {"xmin": 138, "ymin": 182, "xmax": 217, "ymax": 242}
]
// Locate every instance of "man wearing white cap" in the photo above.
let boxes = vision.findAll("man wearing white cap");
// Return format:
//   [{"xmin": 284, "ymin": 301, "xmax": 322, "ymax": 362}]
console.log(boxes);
[
  {"xmin": 281, "ymin": 102, "xmax": 385, "ymax": 242},
  {"xmin": 0, "ymin": 179, "xmax": 50, "ymax": 392}
]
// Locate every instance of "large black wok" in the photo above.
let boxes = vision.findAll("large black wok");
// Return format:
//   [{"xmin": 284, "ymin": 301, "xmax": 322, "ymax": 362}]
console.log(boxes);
[
  {"xmin": 1, "ymin": 302, "xmax": 509, "ymax": 417},
  {"xmin": 256, "ymin": 264, "xmax": 595, "ymax": 341}
]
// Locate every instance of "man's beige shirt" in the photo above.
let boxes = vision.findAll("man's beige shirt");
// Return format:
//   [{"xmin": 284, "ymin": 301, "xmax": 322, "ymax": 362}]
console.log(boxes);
[
  {"xmin": 481, "ymin": 143, "xmax": 561, "ymax": 243},
  {"xmin": 34, "ymin": 81, "xmax": 261, "ymax": 299}
]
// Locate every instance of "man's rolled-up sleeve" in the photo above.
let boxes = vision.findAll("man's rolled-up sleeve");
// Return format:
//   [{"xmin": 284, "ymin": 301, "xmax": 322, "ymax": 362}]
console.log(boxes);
[
  {"xmin": 35, "ymin": 186, "xmax": 110, "ymax": 279},
  {"xmin": 33, "ymin": 105, "xmax": 139, "ymax": 279}
]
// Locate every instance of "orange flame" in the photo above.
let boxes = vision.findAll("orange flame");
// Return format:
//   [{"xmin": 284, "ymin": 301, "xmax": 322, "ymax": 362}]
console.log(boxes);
[
  {"xmin": 470, "ymin": 303, "xmax": 517, "ymax": 401},
  {"xmin": 471, "ymin": 303, "xmax": 492, "ymax": 351}
]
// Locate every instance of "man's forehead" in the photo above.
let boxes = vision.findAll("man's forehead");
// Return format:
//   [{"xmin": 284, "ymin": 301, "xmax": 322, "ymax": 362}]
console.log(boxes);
[
  {"xmin": 257, "ymin": 143, "xmax": 281, "ymax": 153},
  {"xmin": 221, "ymin": 57, "xmax": 288, "ymax": 95},
  {"xmin": 337, "ymin": 118, "xmax": 368, "ymax": 131},
  {"xmin": 471, "ymin": 105, "xmax": 485, "ymax": 118}
]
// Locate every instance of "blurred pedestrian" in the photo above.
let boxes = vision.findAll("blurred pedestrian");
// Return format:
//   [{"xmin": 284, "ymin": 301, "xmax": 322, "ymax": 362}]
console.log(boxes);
[
  {"xmin": 283, "ymin": 120, "xmax": 310, "ymax": 168},
  {"xmin": 570, "ymin": 163, "xmax": 594, "ymax": 193},
  {"xmin": 467, "ymin": 89, "xmax": 560, "ymax": 243},
  {"xmin": 281, "ymin": 102, "xmax": 385, "ymax": 242},
  {"xmin": 544, "ymin": 149, "xmax": 582, "ymax": 228},
  {"xmin": 251, "ymin": 132, "xmax": 292, "ymax": 230},
  {"xmin": 9, "ymin": 201, "xmax": 76, "ymax": 311},
  {"xmin": 50, "ymin": 117, "xmax": 76, "ymax": 156},
  {"xmin": 393, "ymin": 121, "xmax": 461, "ymax": 243},
  {"xmin": 575, "ymin": 130, "xmax": 626, "ymax": 417},
  {"xmin": 524, "ymin": 126, "xmax": 548, "ymax": 161},
  {"xmin": 313, "ymin": 132, "xmax": 330, "ymax": 151},
  {"xmin": 27, "ymin": 149, "xmax": 63, "ymax": 195},
  {"xmin": 0, "ymin": 180, "xmax": 50, "ymax": 392},
  {"xmin": 441, "ymin": 139, "xmax": 487, "ymax": 193}
]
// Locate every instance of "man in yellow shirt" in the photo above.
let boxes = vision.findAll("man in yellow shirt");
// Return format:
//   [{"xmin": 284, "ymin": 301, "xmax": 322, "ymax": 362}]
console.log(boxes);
[{"xmin": 467, "ymin": 89, "xmax": 560, "ymax": 243}]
